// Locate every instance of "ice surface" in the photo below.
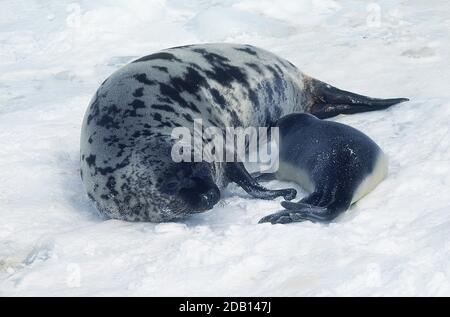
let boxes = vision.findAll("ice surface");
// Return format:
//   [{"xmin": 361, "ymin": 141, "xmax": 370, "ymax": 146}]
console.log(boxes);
[{"xmin": 0, "ymin": 0, "xmax": 449, "ymax": 296}]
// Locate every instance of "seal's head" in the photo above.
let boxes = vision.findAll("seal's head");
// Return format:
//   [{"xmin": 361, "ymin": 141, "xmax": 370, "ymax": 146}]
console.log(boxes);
[
  {"xmin": 158, "ymin": 161, "xmax": 220, "ymax": 212},
  {"xmin": 125, "ymin": 138, "xmax": 220, "ymax": 221}
]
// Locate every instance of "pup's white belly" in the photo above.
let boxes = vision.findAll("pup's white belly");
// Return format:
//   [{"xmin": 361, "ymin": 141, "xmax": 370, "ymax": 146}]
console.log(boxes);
[{"xmin": 351, "ymin": 151, "xmax": 388, "ymax": 204}]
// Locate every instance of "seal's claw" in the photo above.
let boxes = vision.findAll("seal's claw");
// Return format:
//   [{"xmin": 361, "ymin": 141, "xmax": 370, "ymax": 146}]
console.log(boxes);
[
  {"xmin": 282, "ymin": 188, "xmax": 297, "ymax": 201},
  {"xmin": 258, "ymin": 211, "xmax": 294, "ymax": 224}
]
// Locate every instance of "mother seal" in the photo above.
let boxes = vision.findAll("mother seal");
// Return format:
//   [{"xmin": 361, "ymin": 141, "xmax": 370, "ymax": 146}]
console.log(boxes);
[
  {"xmin": 258, "ymin": 113, "xmax": 388, "ymax": 224},
  {"xmin": 80, "ymin": 43, "xmax": 407, "ymax": 222}
]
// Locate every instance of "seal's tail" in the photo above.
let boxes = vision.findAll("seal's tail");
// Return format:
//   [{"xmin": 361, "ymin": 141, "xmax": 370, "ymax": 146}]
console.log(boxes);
[{"xmin": 306, "ymin": 78, "xmax": 409, "ymax": 119}]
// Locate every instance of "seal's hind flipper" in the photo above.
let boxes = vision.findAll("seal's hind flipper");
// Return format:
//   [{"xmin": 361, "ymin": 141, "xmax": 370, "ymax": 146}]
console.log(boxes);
[
  {"xmin": 226, "ymin": 162, "xmax": 296, "ymax": 201},
  {"xmin": 307, "ymin": 78, "xmax": 409, "ymax": 119}
]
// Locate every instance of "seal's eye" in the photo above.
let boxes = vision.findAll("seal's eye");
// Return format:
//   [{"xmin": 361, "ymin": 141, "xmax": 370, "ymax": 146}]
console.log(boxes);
[{"xmin": 162, "ymin": 179, "xmax": 179, "ymax": 195}]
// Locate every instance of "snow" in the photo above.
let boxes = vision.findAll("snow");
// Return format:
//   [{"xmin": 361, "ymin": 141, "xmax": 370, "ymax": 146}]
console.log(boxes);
[{"xmin": 1, "ymin": 0, "xmax": 449, "ymax": 296}]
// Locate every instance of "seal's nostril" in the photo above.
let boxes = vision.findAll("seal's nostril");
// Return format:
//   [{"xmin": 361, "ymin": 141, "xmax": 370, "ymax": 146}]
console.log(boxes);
[
  {"xmin": 198, "ymin": 189, "xmax": 220, "ymax": 209},
  {"xmin": 206, "ymin": 188, "xmax": 220, "ymax": 205}
]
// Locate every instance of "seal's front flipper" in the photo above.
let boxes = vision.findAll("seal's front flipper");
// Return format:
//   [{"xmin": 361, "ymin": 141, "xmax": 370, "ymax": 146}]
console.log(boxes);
[
  {"xmin": 307, "ymin": 78, "xmax": 409, "ymax": 119},
  {"xmin": 226, "ymin": 162, "xmax": 296, "ymax": 201}
]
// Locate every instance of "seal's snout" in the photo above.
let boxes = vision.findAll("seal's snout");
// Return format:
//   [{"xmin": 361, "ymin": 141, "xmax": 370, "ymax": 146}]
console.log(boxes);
[
  {"xmin": 198, "ymin": 188, "xmax": 221, "ymax": 210},
  {"xmin": 160, "ymin": 162, "xmax": 220, "ymax": 213}
]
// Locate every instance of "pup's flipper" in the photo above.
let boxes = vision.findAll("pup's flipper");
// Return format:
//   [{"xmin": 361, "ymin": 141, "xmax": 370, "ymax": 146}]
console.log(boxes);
[{"xmin": 259, "ymin": 191, "xmax": 351, "ymax": 224}]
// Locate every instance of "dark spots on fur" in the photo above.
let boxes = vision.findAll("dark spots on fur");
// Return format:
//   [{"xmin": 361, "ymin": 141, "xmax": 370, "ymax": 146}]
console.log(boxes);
[
  {"xmin": 87, "ymin": 193, "xmax": 94, "ymax": 201},
  {"xmin": 266, "ymin": 65, "xmax": 281, "ymax": 78},
  {"xmin": 210, "ymin": 88, "xmax": 226, "ymax": 109},
  {"xmin": 170, "ymin": 67, "xmax": 208, "ymax": 101},
  {"xmin": 183, "ymin": 113, "xmax": 194, "ymax": 122},
  {"xmin": 159, "ymin": 82, "xmax": 189, "ymax": 109},
  {"xmin": 274, "ymin": 64, "xmax": 284, "ymax": 75},
  {"xmin": 117, "ymin": 143, "xmax": 127, "ymax": 157},
  {"xmin": 100, "ymin": 194, "xmax": 110, "ymax": 200},
  {"xmin": 206, "ymin": 64, "xmax": 249, "ymax": 88},
  {"xmin": 188, "ymin": 102, "xmax": 201, "ymax": 113},
  {"xmin": 245, "ymin": 62, "xmax": 263, "ymax": 74},
  {"xmin": 103, "ymin": 135, "xmax": 119, "ymax": 146},
  {"xmin": 96, "ymin": 155, "xmax": 130, "ymax": 175},
  {"xmin": 132, "ymin": 52, "xmax": 182, "ymax": 63},
  {"xmin": 133, "ymin": 88, "xmax": 144, "ymax": 98},
  {"xmin": 133, "ymin": 73, "xmax": 156, "ymax": 86},
  {"xmin": 80, "ymin": 169, "xmax": 83, "ymax": 180},
  {"xmin": 229, "ymin": 110, "xmax": 241, "ymax": 126},
  {"xmin": 106, "ymin": 104, "xmax": 121, "ymax": 116},
  {"xmin": 124, "ymin": 99, "xmax": 146, "ymax": 117},
  {"xmin": 157, "ymin": 121, "xmax": 172, "ymax": 128},
  {"xmin": 129, "ymin": 99, "xmax": 146, "ymax": 109},
  {"xmin": 266, "ymin": 65, "xmax": 285, "ymax": 97},
  {"xmin": 193, "ymin": 48, "xmax": 230, "ymax": 63},
  {"xmin": 142, "ymin": 129, "xmax": 154, "ymax": 136},
  {"xmin": 188, "ymin": 62, "xmax": 203, "ymax": 71},
  {"xmin": 192, "ymin": 48, "xmax": 249, "ymax": 89},
  {"xmin": 208, "ymin": 118, "xmax": 221, "ymax": 127},
  {"xmin": 106, "ymin": 176, "xmax": 119, "ymax": 196},
  {"xmin": 85, "ymin": 154, "xmax": 96, "ymax": 167},
  {"xmin": 97, "ymin": 114, "xmax": 120, "ymax": 129},
  {"xmin": 88, "ymin": 136, "xmax": 93, "ymax": 144},
  {"xmin": 185, "ymin": 66, "xmax": 209, "ymax": 88},
  {"xmin": 120, "ymin": 182, "xmax": 131, "ymax": 191},
  {"xmin": 154, "ymin": 113, "xmax": 162, "ymax": 121},
  {"xmin": 157, "ymin": 96, "xmax": 172, "ymax": 103},
  {"xmin": 158, "ymin": 82, "xmax": 202, "ymax": 114},
  {"xmin": 152, "ymin": 66, "xmax": 168, "ymax": 73},
  {"xmin": 235, "ymin": 46, "xmax": 258, "ymax": 56},
  {"xmin": 151, "ymin": 104, "xmax": 177, "ymax": 114},
  {"xmin": 131, "ymin": 131, "xmax": 141, "ymax": 138},
  {"xmin": 262, "ymin": 81, "xmax": 275, "ymax": 107},
  {"xmin": 248, "ymin": 90, "xmax": 260, "ymax": 110}
]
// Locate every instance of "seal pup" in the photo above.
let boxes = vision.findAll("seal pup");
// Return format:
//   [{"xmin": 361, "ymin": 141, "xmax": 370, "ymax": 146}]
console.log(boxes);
[
  {"xmin": 80, "ymin": 43, "xmax": 406, "ymax": 222},
  {"xmin": 258, "ymin": 113, "xmax": 388, "ymax": 224}
]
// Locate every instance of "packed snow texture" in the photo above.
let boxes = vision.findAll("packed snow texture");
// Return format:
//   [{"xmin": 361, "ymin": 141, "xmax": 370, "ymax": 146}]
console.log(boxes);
[{"xmin": 0, "ymin": 0, "xmax": 449, "ymax": 296}]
